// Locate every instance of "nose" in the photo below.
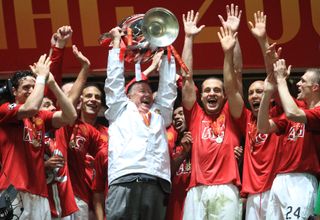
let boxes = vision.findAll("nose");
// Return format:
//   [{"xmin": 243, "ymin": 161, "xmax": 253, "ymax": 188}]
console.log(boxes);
[{"xmin": 296, "ymin": 80, "xmax": 301, "ymax": 86}]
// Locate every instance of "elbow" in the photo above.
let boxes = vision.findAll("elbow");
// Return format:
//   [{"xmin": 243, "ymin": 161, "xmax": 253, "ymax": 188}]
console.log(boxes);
[
  {"xmin": 65, "ymin": 112, "xmax": 78, "ymax": 125},
  {"xmin": 285, "ymin": 111, "xmax": 300, "ymax": 122},
  {"xmin": 26, "ymin": 107, "xmax": 40, "ymax": 117}
]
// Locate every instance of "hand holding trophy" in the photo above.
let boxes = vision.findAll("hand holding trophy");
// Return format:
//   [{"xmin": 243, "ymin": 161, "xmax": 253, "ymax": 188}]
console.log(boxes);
[{"xmin": 99, "ymin": 7, "xmax": 179, "ymax": 64}]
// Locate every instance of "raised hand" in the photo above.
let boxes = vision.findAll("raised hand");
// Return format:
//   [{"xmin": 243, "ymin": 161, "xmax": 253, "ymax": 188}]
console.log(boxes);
[
  {"xmin": 183, "ymin": 10, "xmax": 205, "ymax": 37},
  {"xmin": 218, "ymin": 26, "xmax": 238, "ymax": 53},
  {"xmin": 54, "ymin": 25, "xmax": 73, "ymax": 48},
  {"xmin": 72, "ymin": 45, "xmax": 91, "ymax": 68},
  {"xmin": 248, "ymin": 11, "xmax": 267, "ymax": 40},
  {"xmin": 31, "ymin": 54, "xmax": 52, "ymax": 79},
  {"xmin": 181, "ymin": 131, "xmax": 192, "ymax": 156},
  {"xmin": 273, "ymin": 59, "xmax": 292, "ymax": 82},
  {"xmin": 218, "ymin": 4, "xmax": 242, "ymax": 33}
]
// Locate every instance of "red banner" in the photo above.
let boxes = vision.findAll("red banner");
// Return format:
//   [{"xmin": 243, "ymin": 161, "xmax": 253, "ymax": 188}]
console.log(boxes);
[{"xmin": 0, "ymin": 0, "xmax": 319, "ymax": 78}]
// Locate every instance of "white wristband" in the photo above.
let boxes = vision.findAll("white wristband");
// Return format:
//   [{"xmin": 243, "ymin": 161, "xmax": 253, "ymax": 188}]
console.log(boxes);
[{"xmin": 36, "ymin": 76, "xmax": 46, "ymax": 85}]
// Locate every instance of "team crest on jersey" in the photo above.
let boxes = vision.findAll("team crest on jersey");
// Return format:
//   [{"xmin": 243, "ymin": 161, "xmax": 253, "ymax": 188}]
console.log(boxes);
[
  {"xmin": 8, "ymin": 103, "xmax": 16, "ymax": 110},
  {"xmin": 201, "ymin": 114, "xmax": 225, "ymax": 143},
  {"xmin": 287, "ymin": 123, "xmax": 305, "ymax": 141},
  {"xmin": 23, "ymin": 128, "xmax": 43, "ymax": 148},
  {"xmin": 167, "ymin": 131, "xmax": 174, "ymax": 142},
  {"xmin": 254, "ymin": 133, "xmax": 268, "ymax": 145},
  {"xmin": 34, "ymin": 117, "xmax": 44, "ymax": 128},
  {"xmin": 69, "ymin": 135, "xmax": 86, "ymax": 151},
  {"xmin": 100, "ymin": 134, "xmax": 108, "ymax": 143}
]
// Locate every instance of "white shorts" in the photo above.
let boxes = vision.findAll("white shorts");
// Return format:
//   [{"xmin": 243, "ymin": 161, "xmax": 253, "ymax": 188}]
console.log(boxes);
[
  {"xmin": 11, "ymin": 191, "xmax": 51, "ymax": 220},
  {"xmin": 266, "ymin": 173, "xmax": 318, "ymax": 220},
  {"xmin": 69, "ymin": 197, "xmax": 89, "ymax": 220},
  {"xmin": 245, "ymin": 190, "xmax": 270, "ymax": 220},
  {"xmin": 183, "ymin": 184, "xmax": 242, "ymax": 220}
]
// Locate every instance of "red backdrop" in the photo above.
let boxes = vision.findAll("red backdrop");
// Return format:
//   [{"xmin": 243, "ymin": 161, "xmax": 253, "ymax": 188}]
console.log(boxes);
[{"xmin": 0, "ymin": 0, "xmax": 319, "ymax": 78}]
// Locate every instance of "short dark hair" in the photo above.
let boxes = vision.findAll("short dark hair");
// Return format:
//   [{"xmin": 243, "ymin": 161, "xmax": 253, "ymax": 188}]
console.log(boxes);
[
  {"xmin": 83, "ymin": 82, "xmax": 105, "ymax": 105},
  {"xmin": 10, "ymin": 70, "xmax": 36, "ymax": 90},
  {"xmin": 201, "ymin": 77, "xmax": 224, "ymax": 93}
]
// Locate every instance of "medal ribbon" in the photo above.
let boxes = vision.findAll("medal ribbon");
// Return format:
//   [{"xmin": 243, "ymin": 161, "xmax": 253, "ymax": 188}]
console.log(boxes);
[{"xmin": 142, "ymin": 112, "xmax": 151, "ymax": 127}]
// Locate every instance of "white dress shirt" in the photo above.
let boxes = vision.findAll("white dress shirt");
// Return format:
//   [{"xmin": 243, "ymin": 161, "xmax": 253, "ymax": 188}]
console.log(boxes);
[{"xmin": 104, "ymin": 48, "xmax": 177, "ymax": 184}]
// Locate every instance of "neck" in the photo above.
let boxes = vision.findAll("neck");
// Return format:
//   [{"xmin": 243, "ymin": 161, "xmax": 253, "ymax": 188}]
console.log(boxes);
[
  {"xmin": 306, "ymin": 96, "xmax": 320, "ymax": 109},
  {"xmin": 81, "ymin": 112, "xmax": 97, "ymax": 126}
]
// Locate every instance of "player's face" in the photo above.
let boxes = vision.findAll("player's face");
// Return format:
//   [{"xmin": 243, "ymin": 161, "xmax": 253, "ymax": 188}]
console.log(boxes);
[
  {"xmin": 201, "ymin": 78, "xmax": 225, "ymax": 115},
  {"xmin": 173, "ymin": 107, "xmax": 186, "ymax": 133},
  {"xmin": 248, "ymin": 81, "xmax": 264, "ymax": 117},
  {"xmin": 40, "ymin": 97, "xmax": 56, "ymax": 112},
  {"xmin": 296, "ymin": 71, "xmax": 315, "ymax": 100},
  {"xmin": 81, "ymin": 86, "xmax": 102, "ymax": 115},
  {"xmin": 128, "ymin": 82, "xmax": 153, "ymax": 114},
  {"xmin": 14, "ymin": 76, "xmax": 36, "ymax": 104}
]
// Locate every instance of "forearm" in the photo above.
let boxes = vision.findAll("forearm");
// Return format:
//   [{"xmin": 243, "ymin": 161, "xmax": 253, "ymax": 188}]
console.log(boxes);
[
  {"xmin": 93, "ymin": 192, "xmax": 105, "ymax": 220},
  {"xmin": 233, "ymin": 39, "xmax": 243, "ymax": 74},
  {"xmin": 224, "ymin": 51, "xmax": 244, "ymax": 118},
  {"xmin": 277, "ymin": 79, "xmax": 306, "ymax": 122},
  {"xmin": 257, "ymin": 91, "xmax": 273, "ymax": 133},
  {"xmin": 181, "ymin": 36, "xmax": 197, "ymax": 110},
  {"xmin": 68, "ymin": 65, "xmax": 89, "ymax": 106},
  {"xmin": 48, "ymin": 81, "xmax": 77, "ymax": 123},
  {"xmin": 104, "ymin": 48, "xmax": 127, "ymax": 107},
  {"xmin": 18, "ymin": 81, "xmax": 46, "ymax": 118},
  {"xmin": 181, "ymin": 36, "xmax": 193, "ymax": 76},
  {"xmin": 154, "ymin": 55, "xmax": 177, "ymax": 126}
]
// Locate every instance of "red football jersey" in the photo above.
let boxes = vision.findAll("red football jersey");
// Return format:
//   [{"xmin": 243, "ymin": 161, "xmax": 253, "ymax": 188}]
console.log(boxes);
[
  {"xmin": 58, "ymin": 119, "xmax": 107, "ymax": 203},
  {"xmin": 237, "ymin": 108, "xmax": 281, "ymax": 195},
  {"xmin": 44, "ymin": 134, "xmax": 78, "ymax": 217},
  {"xmin": 184, "ymin": 102, "xmax": 241, "ymax": 189},
  {"xmin": 166, "ymin": 125, "xmax": 191, "ymax": 220},
  {"xmin": 0, "ymin": 103, "xmax": 53, "ymax": 197},
  {"xmin": 273, "ymin": 107, "xmax": 320, "ymax": 176}
]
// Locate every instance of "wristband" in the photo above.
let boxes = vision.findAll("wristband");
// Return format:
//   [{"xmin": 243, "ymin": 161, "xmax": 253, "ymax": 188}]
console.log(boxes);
[{"xmin": 36, "ymin": 76, "xmax": 46, "ymax": 85}]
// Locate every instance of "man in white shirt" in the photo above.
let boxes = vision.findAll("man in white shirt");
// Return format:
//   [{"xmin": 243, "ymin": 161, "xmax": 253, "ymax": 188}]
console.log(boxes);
[{"xmin": 104, "ymin": 27, "xmax": 177, "ymax": 220}]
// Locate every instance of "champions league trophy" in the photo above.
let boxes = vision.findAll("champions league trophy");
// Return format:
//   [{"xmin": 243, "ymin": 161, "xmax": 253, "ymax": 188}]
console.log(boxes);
[{"xmin": 99, "ymin": 7, "xmax": 189, "ymax": 77}]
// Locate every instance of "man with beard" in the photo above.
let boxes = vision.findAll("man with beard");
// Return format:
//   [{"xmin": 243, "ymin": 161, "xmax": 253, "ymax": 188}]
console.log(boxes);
[
  {"xmin": 104, "ymin": 26, "xmax": 176, "ymax": 220},
  {"xmin": 181, "ymin": 5, "xmax": 243, "ymax": 219},
  {"xmin": 257, "ymin": 60, "xmax": 320, "ymax": 219}
]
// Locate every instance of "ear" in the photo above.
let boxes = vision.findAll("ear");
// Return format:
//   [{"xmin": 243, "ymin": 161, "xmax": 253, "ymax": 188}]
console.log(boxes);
[
  {"xmin": 12, "ymin": 87, "xmax": 17, "ymax": 97},
  {"xmin": 312, "ymin": 83, "xmax": 320, "ymax": 92}
]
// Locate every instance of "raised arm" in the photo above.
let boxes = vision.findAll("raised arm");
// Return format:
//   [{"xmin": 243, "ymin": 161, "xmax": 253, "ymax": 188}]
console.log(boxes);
[
  {"xmin": 218, "ymin": 26, "xmax": 244, "ymax": 119},
  {"xmin": 257, "ymin": 74, "xmax": 279, "ymax": 133},
  {"xmin": 50, "ymin": 26, "xmax": 73, "ymax": 86},
  {"xmin": 273, "ymin": 59, "xmax": 306, "ymax": 123},
  {"xmin": 153, "ymin": 52, "xmax": 177, "ymax": 127},
  {"xmin": 181, "ymin": 10, "xmax": 205, "ymax": 110},
  {"xmin": 17, "ymin": 55, "xmax": 51, "ymax": 119},
  {"xmin": 249, "ymin": 11, "xmax": 282, "ymax": 75},
  {"xmin": 67, "ymin": 45, "xmax": 91, "ymax": 107},
  {"xmin": 218, "ymin": 4, "xmax": 243, "ymax": 96},
  {"xmin": 47, "ymin": 73, "xmax": 77, "ymax": 128},
  {"xmin": 104, "ymin": 27, "xmax": 127, "ymax": 120}
]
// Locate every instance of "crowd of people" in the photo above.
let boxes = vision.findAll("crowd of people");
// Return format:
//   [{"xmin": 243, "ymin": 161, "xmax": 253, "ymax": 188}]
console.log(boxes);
[{"xmin": 0, "ymin": 3, "xmax": 319, "ymax": 220}]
